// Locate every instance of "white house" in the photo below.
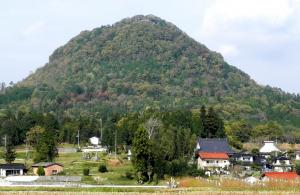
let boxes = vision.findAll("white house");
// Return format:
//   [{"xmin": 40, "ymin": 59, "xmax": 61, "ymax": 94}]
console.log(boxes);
[
  {"xmin": 259, "ymin": 141, "xmax": 280, "ymax": 157},
  {"xmin": 197, "ymin": 152, "xmax": 230, "ymax": 169},
  {"xmin": 272, "ymin": 156, "xmax": 292, "ymax": 172},
  {"xmin": 234, "ymin": 153, "xmax": 254, "ymax": 163},
  {"xmin": 0, "ymin": 164, "xmax": 26, "ymax": 177},
  {"xmin": 295, "ymin": 151, "xmax": 300, "ymax": 160}
]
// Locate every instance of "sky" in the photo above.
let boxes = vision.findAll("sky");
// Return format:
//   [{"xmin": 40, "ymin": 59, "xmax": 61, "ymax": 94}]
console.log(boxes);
[{"xmin": 1, "ymin": 0, "xmax": 300, "ymax": 93}]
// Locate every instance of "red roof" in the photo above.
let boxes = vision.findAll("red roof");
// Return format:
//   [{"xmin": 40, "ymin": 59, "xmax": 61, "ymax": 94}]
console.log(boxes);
[
  {"xmin": 198, "ymin": 152, "xmax": 229, "ymax": 159},
  {"xmin": 263, "ymin": 172, "xmax": 299, "ymax": 180}
]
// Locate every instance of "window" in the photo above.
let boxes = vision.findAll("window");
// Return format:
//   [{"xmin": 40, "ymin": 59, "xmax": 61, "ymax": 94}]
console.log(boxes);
[
  {"xmin": 216, "ymin": 161, "xmax": 219, "ymax": 163},
  {"xmin": 206, "ymin": 161, "xmax": 209, "ymax": 164},
  {"xmin": 224, "ymin": 161, "xmax": 226, "ymax": 163},
  {"xmin": 52, "ymin": 170, "xmax": 58, "ymax": 174}
]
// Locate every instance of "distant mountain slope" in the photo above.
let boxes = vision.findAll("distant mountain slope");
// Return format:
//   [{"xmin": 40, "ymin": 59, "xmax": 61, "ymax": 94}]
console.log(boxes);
[{"xmin": 3, "ymin": 15, "xmax": 300, "ymax": 127}]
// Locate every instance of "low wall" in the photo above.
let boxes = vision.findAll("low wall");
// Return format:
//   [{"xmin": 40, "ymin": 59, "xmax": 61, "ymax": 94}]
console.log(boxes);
[
  {"xmin": 5, "ymin": 176, "xmax": 81, "ymax": 182},
  {"xmin": 37, "ymin": 176, "xmax": 81, "ymax": 182}
]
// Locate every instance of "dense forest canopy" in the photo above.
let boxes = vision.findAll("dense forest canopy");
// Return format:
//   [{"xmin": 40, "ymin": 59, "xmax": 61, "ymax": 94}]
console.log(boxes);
[{"xmin": 1, "ymin": 15, "xmax": 300, "ymax": 147}]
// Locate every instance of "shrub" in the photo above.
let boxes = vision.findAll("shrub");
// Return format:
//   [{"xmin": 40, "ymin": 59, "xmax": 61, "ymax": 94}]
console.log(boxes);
[
  {"xmin": 186, "ymin": 165, "xmax": 206, "ymax": 177},
  {"xmin": 125, "ymin": 171, "xmax": 134, "ymax": 180},
  {"xmin": 167, "ymin": 159, "xmax": 187, "ymax": 176},
  {"xmin": 98, "ymin": 164, "xmax": 108, "ymax": 173},
  {"xmin": 83, "ymin": 168, "xmax": 90, "ymax": 176},
  {"xmin": 37, "ymin": 166, "xmax": 45, "ymax": 176},
  {"xmin": 295, "ymin": 163, "xmax": 300, "ymax": 175}
]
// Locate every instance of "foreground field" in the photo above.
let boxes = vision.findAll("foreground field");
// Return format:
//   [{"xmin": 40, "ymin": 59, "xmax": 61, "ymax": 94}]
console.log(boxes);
[{"xmin": 0, "ymin": 189, "xmax": 300, "ymax": 195}]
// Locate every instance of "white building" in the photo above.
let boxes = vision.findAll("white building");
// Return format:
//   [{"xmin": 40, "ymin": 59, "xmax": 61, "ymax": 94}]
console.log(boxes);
[
  {"xmin": 272, "ymin": 156, "xmax": 292, "ymax": 172},
  {"xmin": 259, "ymin": 141, "xmax": 280, "ymax": 156},
  {"xmin": 0, "ymin": 164, "xmax": 26, "ymax": 177},
  {"xmin": 295, "ymin": 151, "xmax": 300, "ymax": 160},
  {"xmin": 197, "ymin": 152, "xmax": 230, "ymax": 169},
  {"xmin": 89, "ymin": 136, "xmax": 100, "ymax": 146},
  {"xmin": 234, "ymin": 153, "xmax": 254, "ymax": 163}
]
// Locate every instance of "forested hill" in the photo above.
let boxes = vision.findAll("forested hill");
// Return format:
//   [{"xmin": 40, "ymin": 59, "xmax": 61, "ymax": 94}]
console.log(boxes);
[{"xmin": 2, "ymin": 15, "xmax": 300, "ymax": 128}]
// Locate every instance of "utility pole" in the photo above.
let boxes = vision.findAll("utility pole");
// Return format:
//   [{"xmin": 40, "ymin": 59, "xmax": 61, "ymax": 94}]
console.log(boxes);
[
  {"xmin": 2, "ymin": 135, "xmax": 7, "ymax": 150},
  {"xmin": 77, "ymin": 129, "xmax": 80, "ymax": 149},
  {"xmin": 115, "ymin": 130, "xmax": 117, "ymax": 158},
  {"xmin": 25, "ymin": 140, "xmax": 28, "ymax": 163},
  {"xmin": 100, "ymin": 118, "xmax": 103, "ymax": 143}
]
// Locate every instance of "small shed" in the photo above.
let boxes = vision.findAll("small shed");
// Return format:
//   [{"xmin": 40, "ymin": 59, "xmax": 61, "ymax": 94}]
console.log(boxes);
[
  {"xmin": 32, "ymin": 162, "xmax": 63, "ymax": 176},
  {"xmin": 0, "ymin": 163, "xmax": 26, "ymax": 177}
]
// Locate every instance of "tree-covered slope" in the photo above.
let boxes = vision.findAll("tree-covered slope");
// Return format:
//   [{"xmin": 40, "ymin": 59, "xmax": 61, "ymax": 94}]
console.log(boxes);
[{"xmin": 3, "ymin": 15, "xmax": 300, "ymax": 128}]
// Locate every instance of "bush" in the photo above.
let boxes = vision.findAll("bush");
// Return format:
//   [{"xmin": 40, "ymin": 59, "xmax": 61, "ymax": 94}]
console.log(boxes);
[
  {"xmin": 125, "ymin": 171, "xmax": 134, "ymax": 180},
  {"xmin": 98, "ymin": 164, "xmax": 108, "ymax": 173},
  {"xmin": 167, "ymin": 159, "xmax": 187, "ymax": 176},
  {"xmin": 37, "ymin": 166, "xmax": 45, "ymax": 176},
  {"xmin": 295, "ymin": 163, "xmax": 300, "ymax": 175},
  {"xmin": 83, "ymin": 168, "xmax": 90, "ymax": 176},
  {"xmin": 186, "ymin": 164, "xmax": 206, "ymax": 177}
]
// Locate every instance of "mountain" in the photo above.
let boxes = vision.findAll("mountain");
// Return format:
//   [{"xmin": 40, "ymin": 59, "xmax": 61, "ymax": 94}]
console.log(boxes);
[{"xmin": 2, "ymin": 15, "xmax": 300, "ymax": 128}]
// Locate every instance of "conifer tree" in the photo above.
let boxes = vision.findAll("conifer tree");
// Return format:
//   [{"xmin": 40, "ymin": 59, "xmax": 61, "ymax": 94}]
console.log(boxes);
[{"xmin": 3, "ymin": 145, "xmax": 16, "ymax": 164}]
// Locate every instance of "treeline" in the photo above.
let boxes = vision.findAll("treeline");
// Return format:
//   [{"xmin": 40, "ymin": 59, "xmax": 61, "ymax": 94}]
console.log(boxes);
[
  {"xmin": 1, "ymin": 106, "xmax": 300, "ymax": 149},
  {"xmin": 0, "ymin": 106, "xmax": 225, "ymax": 146}
]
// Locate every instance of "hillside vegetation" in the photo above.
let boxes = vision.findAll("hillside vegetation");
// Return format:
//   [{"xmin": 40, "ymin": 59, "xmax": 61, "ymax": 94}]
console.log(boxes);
[{"xmin": 1, "ymin": 15, "xmax": 300, "ymax": 145}]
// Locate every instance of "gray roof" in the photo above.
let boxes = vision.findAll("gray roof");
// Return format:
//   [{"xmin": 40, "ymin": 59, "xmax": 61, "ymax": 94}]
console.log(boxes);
[
  {"xmin": 32, "ymin": 162, "xmax": 63, "ymax": 168},
  {"xmin": 0, "ymin": 163, "xmax": 26, "ymax": 170},
  {"xmin": 197, "ymin": 138, "xmax": 235, "ymax": 153}
]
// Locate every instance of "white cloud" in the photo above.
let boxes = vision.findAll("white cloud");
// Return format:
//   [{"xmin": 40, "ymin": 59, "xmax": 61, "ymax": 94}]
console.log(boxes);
[
  {"xmin": 22, "ymin": 21, "xmax": 46, "ymax": 36},
  {"xmin": 201, "ymin": 0, "xmax": 294, "ymax": 35}
]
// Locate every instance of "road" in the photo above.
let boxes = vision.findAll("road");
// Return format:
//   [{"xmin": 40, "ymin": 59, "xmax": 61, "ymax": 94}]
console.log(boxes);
[{"xmin": 0, "ymin": 182, "xmax": 168, "ymax": 188}]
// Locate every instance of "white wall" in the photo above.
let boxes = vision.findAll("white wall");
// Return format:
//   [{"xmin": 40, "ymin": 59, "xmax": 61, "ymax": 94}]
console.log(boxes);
[{"xmin": 197, "ymin": 157, "xmax": 230, "ymax": 169}]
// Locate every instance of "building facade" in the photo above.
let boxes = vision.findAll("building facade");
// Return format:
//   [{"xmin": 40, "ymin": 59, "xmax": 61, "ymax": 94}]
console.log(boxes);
[{"xmin": 32, "ymin": 162, "xmax": 63, "ymax": 176}]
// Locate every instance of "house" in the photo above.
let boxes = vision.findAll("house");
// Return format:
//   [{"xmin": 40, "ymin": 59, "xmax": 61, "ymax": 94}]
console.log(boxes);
[
  {"xmin": 233, "ymin": 152, "xmax": 254, "ymax": 170},
  {"xmin": 259, "ymin": 141, "xmax": 280, "ymax": 157},
  {"xmin": 295, "ymin": 151, "xmax": 300, "ymax": 160},
  {"xmin": 0, "ymin": 163, "xmax": 26, "ymax": 177},
  {"xmin": 271, "ymin": 156, "xmax": 293, "ymax": 172},
  {"xmin": 195, "ymin": 138, "xmax": 234, "ymax": 170},
  {"xmin": 234, "ymin": 152, "xmax": 254, "ymax": 163},
  {"xmin": 197, "ymin": 152, "xmax": 230, "ymax": 169},
  {"xmin": 32, "ymin": 162, "xmax": 63, "ymax": 176},
  {"xmin": 261, "ymin": 172, "xmax": 298, "ymax": 181}
]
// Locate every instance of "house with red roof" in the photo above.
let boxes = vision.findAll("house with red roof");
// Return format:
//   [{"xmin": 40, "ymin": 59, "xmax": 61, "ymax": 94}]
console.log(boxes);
[
  {"xmin": 195, "ymin": 138, "xmax": 234, "ymax": 170},
  {"xmin": 197, "ymin": 152, "xmax": 230, "ymax": 169},
  {"xmin": 261, "ymin": 172, "xmax": 299, "ymax": 181}
]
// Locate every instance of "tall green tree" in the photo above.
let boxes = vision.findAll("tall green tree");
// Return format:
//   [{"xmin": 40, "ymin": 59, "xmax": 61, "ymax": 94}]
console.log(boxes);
[
  {"xmin": 201, "ymin": 106, "xmax": 225, "ymax": 138},
  {"xmin": 2, "ymin": 145, "xmax": 17, "ymax": 164},
  {"xmin": 132, "ymin": 125, "xmax": 152, "ymax": 183},
  {"xmin": 33, "ymin": 128, "xmax": 58, "ymax": 162}
]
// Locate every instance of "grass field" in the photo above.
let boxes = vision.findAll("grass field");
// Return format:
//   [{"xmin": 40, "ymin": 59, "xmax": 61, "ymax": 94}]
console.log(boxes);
[
  {"xmin": 0, "ymin": 148, "xmax": 143, "ymax": 185},
  {"xmin": 2, "ymin": 144, "xmax": 300, "ymax": 193}
]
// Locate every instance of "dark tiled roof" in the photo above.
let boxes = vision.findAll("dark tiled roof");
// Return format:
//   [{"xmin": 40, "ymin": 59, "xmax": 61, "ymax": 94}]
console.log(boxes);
[
  {"xmin": 197, "ymin": 138, "xmax": 235, "ymax": 153},
  {"xmin": 0, "ymin": 163, "xmax": 26, "ymax": 170},
  {"xmin": 32, "ymin": 162, "xmax": 63, "ymax": 168},
  {"xmin": 233, "ymin": 152, "xmax": 253, "ymax": 158}
]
